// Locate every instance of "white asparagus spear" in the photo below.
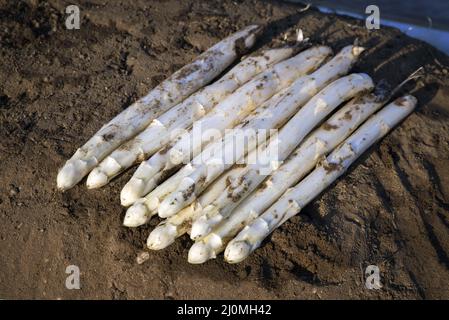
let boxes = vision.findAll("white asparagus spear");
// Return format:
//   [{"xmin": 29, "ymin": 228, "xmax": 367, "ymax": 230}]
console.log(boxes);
[
  {"xmin": 224, "ymin": 95, "xmax": 417, "ymax": 263},
  {"xmin": 86, "ymin": 47, "xmax": 296, "ymax": 189},
  {"xmin": 56, "ymin": 25, "xmax": 261, "ymax": 190},
  {"xmin": 160, "ymin": 73, "xmax": 374, "ymax": 219},
  {"xmin": 123, "ymin": 89, "xmax": 290, "ymax": 227},
  {"xmin": 145, "ymin": 45, "xmax": 368, "ymax": 246},
  {"xmin": 120, "ymin": 46, "xmax": 332, "ymax": 206},
  {"xmin": 187, "ymin": 92, "xmax": 389, "ymax": 263}
]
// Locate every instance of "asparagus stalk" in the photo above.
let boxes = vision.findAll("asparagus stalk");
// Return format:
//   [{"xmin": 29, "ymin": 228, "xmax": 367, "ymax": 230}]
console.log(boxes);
[
  {"xmin": 161, "ymin": 72, "xmax": 374, "ymax": 219},
  {"xmin": 86, "ymin": 47, "xmax": 296, "ymax": 189},
  {"xmin": 120, "ymin": 46, "xmax": 332, "ymax": 206},
  {"xmin": 56, "ymin": 25, "xmax": 261, "ymax": 190},
  {"xmin": 224, "ymin": 95, "xmax": 417, "ymax": 263},
  {"xmin": 123, "ymin": 89, "xmax": 291, "ymax": 227},
  {"xmin": 187, "ymin": 91, "xmax": 388, "ymax": 263}
]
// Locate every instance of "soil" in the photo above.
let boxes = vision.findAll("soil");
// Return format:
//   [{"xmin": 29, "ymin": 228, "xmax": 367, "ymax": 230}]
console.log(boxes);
[{"xmin": 1, "ymin": 0, "xmax": 449, "ymax": 299}]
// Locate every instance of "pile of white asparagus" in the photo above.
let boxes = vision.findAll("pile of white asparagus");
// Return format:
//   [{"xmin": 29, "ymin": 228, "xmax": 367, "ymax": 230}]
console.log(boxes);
[{"xmin": 57, "ymin": 25, "xmax": 418, "ymax": 264}]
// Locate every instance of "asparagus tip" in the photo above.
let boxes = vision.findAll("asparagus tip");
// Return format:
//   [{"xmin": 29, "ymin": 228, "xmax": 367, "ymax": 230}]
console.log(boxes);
[
  {"xmin": 168, "ymin": 149, "xmax": 184, "ymax": 168},
  {"xmin": 123, "ymin": 202, "xmax": 151, "ymax": 227},
  {"xmin": 147, "ymin": 223, "xmax": 177, "ymax": 250},
  {"xmin": 224, "ymin": 240, "xmax": 252, "ymax": 264},
  {"xmin": 158, "ymin": 192, "xmax": 184, "ymax": 218},
  {"xmin": 57, "ymin": 162, "xmax": 80, "ymax": 191},
  {"xmin": 86, "ymin": 168, "xmax": 108, "ymax": 189}
]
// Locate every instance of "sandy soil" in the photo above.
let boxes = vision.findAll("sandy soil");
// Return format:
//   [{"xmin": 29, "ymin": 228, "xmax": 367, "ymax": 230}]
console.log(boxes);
[{"xmin": 0, "ymin": 0, "xmax": 448, "ymax": 299}]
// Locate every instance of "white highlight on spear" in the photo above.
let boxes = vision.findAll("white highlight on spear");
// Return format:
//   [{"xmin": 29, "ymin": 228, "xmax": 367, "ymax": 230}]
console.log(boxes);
[
  {"xmin": 159, "ymin": 72, "xmax": 374, "ymax": 219},
  {"xmin": 56, "ymin": 25, "xmax": 261, "ymax": 190},
  {"xmin": 224, "ymin": 95, "xmax": 417, "ymax": 263},
  {"xmin": 86, "ymin": 47, "xmax": 296, "ymax": 189},
  {"xmin": 120, "ymin": 46, "xmax": 332, "ymax": 207}
]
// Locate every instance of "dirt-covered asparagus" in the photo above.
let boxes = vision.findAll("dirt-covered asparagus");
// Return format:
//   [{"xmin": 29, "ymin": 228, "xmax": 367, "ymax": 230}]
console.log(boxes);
[
  {"xmin": 224, "ymin": 95, "xmax": 417, "ymax": 263},
  {"xmin": 187, "ymin": 90, "xmax": 391, "ymax": 263}
]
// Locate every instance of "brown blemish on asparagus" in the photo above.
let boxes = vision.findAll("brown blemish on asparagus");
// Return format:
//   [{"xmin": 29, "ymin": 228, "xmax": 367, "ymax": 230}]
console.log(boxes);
[
  {"xmin": 136, "ymin": 151, "xmax": 146, "ymax": 162},
  {"xmin": 338, "ymin": 108, "xmax": 354, "ymax": 121},
  {"xmin": 233, "ymin": 37, "xmax": 248, "ymax": 57},
  {"xmin": 158, "ymin": 144, "xmax": 171, "ymax": 155},
  {"xmin": 322, "ymin": 123, "xmax": 339, "ymax": 131},
  {"xmin": 227, "ymin": 177, "xmax": 251, "ymax": 202},
  {"xmin": 240, "ymin": 119, "xmax": 250, "ymax": 127},
  {"xmin": 197, "ymin": 175, "xmax": 206, "ymax": 187},
  {"xmin": 155, "ymin": 164, "xmax": 183, "ymax": 185},
  {"xmin": 259, "ymin": 179, "xmax": 272, "ymax": 190},
  {"xmin": 172, "ymin": 63, "xmax": 201, "ymax": 81},
  {"xmin": 234, "ymin": 25, "xmax": 262, "ymax": 56},
  {"xmin": 343, "ymin": 109, "xmax": 353, "ymax": 120},
  {"xmin": 182, "ymin": 183, "xmax": 195, "ymax": 201},
  {"xmin": 225, "ymin": 176, "xmax": 232, "ymax": 187},
  {"xmin": 102, "ymin": 133, "xmax": 115, "ymax": 142}
]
